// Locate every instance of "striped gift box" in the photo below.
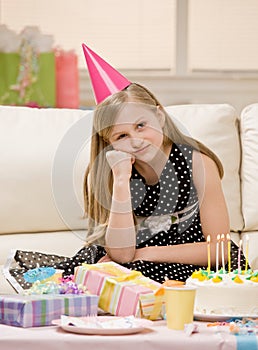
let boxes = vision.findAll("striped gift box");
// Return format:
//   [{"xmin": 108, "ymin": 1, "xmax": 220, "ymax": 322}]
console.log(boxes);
[
  {"xmin": 74, "ymin": 262, "xmax": 131, "ymax": 295},
  {"xmin": 74, "ymin": 262, "xmax": 165, "ymax": 320},
  {"xmin": 0, "ymin": 294, "xmax": 99, "ymax": 327},
  {"xmin": 99, "ymin": 274, "xmax": 164, "ymax": 319}
]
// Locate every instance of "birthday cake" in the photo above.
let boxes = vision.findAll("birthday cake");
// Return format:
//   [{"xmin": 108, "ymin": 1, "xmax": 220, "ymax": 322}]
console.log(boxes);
[{"xmin": 186, "ymin": 269, "xmax": 258, "ymax": 316}]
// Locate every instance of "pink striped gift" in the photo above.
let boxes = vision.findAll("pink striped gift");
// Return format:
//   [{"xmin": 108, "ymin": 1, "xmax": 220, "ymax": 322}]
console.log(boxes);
[{"xmin": 74, "ymin": 262, "xmax": 131, "ymax": 295}]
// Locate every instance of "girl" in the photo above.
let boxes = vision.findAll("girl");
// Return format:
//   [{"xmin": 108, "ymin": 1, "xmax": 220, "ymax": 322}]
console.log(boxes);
[
  {"xmin": 8, "ymin": 47, "xmax": 247, "ymax": 291},
  {"xmin": 82, "ymin": 82, "xmax": 246, "ymax": 283}
]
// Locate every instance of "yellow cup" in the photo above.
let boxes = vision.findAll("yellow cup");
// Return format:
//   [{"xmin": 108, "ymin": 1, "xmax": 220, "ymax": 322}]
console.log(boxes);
[{"xmin": 164, "ymin": 286, "xmax": 196, "ymax": 330}]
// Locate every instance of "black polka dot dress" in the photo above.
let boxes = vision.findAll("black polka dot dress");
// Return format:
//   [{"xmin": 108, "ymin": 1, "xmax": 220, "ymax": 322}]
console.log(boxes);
[{"xmin": 118, "ymin": 143, "xmax": 206, "ymax": 283}]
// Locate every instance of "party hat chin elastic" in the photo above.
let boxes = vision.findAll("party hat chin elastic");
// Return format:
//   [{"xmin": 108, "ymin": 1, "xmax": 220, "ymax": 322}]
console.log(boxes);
[{"xmin": 82, "ymin": 44, "xmax": 131, "ymax": 104}]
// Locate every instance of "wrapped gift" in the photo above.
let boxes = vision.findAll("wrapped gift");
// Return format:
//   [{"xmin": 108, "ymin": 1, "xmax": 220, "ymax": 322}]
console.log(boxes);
[
  {"xmin": 0, "ymin": 294, "xmax": 99, "ymax": 327},
  {"xmin": 0, "ymin": 26, "xmax": 55, "ymax": 107},
  {"xmin": 74, "ymin": 262, "xmax": 131, "ymax": 295},
  {"xmin": 55, "ymin": 49, "xmax": 79, "ymax": 109},
  {"xmin": 74, "ymin": 262, "xmax": 164, "ymax": 320},
  {"xmin": 0, "ymin": 51, "xmax": 56, "ymax": 107}
]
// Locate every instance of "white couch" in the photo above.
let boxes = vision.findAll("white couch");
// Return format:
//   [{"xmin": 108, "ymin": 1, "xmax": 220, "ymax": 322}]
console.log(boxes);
[{"xmin": 1, "ymin": 103, "xmax": 258, "ymax": 294}]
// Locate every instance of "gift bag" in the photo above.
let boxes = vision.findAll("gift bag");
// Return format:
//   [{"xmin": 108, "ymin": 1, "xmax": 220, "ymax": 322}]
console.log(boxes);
[
  {"xmin": 3, "ymin": 245, "xmax": 106, "ymax": 293},
  {"xmin": 55, "ymin": 49, "xmax": 79, "ymax": 109},
  {"xmin": 0, "ymin": 51, "xmax": 56, "ymax": 107}
]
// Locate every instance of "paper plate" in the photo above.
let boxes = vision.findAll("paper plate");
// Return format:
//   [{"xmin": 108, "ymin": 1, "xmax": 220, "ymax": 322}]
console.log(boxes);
[{"xmin": 52, "ymin": 316, "xmax": 153, "ymax": 335}]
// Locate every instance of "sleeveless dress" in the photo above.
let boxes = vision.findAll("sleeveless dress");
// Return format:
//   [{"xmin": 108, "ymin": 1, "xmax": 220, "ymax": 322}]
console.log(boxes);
[
  {"xmin": 121, "ymin": 142, "xmax": 206, "ymax": 282},
  {"xmin": 7, "ymin": 143, "xmax": 247, "ymax": 290}
]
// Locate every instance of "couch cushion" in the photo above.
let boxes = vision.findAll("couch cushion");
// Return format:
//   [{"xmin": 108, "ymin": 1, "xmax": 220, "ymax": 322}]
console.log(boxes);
[
  {"xmin": 0, "ymin": 230, "xmax": 86, "ymax": 266},
  {"xmin": 0, "ymin": 106, "xmax": 92, "ymax": 234},
  {"xmin": 0, "ymin": 268, "xmax": 16, "ymax": 294},
  {"xmin": 240, "ymin": 103, "xmax": 258, "ymax": 231},
  {"xmin": 241, "ymin": 231, "xmax": 258, "ymax": 270},
  {"xmin": 165, "ymin": 104, "xmax": 243, "ymax": 232}
]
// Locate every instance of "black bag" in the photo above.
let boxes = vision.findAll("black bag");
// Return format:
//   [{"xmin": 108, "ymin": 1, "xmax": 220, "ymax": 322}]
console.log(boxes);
[{"xmin": 3, "ymin": 245, "xmax": 106, "ymax": 293}]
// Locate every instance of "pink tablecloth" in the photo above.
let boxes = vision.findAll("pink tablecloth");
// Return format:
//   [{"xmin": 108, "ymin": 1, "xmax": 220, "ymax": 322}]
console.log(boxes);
[{"xmin": 0, "ymin": 320, "xmax": 246, "ymax": 350}]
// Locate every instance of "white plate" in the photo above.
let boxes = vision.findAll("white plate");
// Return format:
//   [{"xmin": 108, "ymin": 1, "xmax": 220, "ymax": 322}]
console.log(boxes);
[
  {"xmin": 194, "ymin": 312, "xmax": 258, "ymax": 322},
  {"xmin": 52, "ymin": 316, "xmax": 153, "ymax": 335}
]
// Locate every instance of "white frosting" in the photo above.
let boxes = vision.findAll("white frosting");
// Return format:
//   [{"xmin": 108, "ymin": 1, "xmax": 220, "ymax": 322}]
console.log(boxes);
[{"xmin": 186, "ymin": 273, "xmax": 258, "ymax": 315}]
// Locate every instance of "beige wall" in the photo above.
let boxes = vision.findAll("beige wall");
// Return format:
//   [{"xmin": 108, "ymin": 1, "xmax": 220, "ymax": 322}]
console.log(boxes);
[{"xmin": 80, "ymin": 72, "xmax": 258, "ymax": 114}]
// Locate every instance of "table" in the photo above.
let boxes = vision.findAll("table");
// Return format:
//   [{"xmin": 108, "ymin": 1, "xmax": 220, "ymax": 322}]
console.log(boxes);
[{"xmin": 1, "ymin": 320, "xmax": 257, "ymax": 350}]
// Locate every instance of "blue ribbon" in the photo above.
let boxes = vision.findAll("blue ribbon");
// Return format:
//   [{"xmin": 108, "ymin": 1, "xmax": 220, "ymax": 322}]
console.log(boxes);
[{"xmin": 23, "ymin": 267, "xmax": 56, "ymax": 283}]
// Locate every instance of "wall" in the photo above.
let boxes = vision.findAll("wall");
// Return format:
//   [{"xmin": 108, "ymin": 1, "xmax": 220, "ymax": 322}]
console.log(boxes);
[{"xmin": 80, "ymin": 72, "xmax": 258, "ymax": 113}]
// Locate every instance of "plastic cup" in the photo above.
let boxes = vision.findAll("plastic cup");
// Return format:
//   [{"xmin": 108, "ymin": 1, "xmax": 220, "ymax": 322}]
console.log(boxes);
[{"xmin": 164, "ymin": 286, "xmax": 196, "ymax": 330}]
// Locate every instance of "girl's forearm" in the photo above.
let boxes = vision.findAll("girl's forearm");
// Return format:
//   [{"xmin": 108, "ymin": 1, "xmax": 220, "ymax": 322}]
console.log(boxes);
[
  {"xmin": 105, "ymin": 177, "xmax": 136, "ymax": 262},
  {"xmin": 133, "ymin": 242, "xmax": 227, "ymax": 267}
]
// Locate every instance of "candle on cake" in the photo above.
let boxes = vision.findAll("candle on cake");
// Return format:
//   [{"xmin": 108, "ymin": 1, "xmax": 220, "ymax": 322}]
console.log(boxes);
[
  {"xmin": 216, "ymin": 234, "xmax": 220, "ymax": 272},
  {"xmin": 207, "ymin": 235, "xmax": 211, "ymax": 274},
  {"xmin": 221, "ymin": 234, "xmax": 225, "ymax": 273},
  {"xmin": 227, "ymin": 233, "xmax": 231, "ymax": 273}
]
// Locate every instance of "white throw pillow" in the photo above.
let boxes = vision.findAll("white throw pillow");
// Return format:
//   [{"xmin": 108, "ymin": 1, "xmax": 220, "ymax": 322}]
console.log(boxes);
[
  {"xmin": 240, "ymin": 103, "xmax": 258, "ymax": 231},
  {"xmin": 0, "ymin": 106, "xmax": 92, "ymax": 234}
]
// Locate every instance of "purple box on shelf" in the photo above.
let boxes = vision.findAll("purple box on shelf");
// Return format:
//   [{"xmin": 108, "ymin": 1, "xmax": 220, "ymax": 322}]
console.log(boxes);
[{"xmin": 0, "ymin": 294, "xmax": 99, "ymax": 327}]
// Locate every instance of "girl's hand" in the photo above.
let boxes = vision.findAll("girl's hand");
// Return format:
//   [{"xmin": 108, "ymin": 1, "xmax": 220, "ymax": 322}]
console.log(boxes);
[{"xmin": 106, "ymin": 150, "xmax": 135, "ymax": 178}]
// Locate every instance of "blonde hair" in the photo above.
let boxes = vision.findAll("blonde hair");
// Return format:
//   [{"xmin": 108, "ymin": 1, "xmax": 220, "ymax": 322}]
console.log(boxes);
[{"xmin": 83, "ymin": 83, "xmax": 223, "ymax": 245}]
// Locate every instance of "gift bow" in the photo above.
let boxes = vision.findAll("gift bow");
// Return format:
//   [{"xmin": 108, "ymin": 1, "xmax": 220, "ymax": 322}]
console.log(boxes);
[
  {"xmin": 82, "ymin": 262, "xmax": 160, "ymax": 291},
  {"xmin": 81, "ymin": 262, "xmax": 131, "ymax": 277}
]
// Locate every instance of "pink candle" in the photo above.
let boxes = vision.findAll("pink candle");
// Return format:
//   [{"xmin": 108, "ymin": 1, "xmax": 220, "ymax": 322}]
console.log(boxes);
[{"xmin": 207, "ymin": 235, "xmax": 211, "ymax": 274}]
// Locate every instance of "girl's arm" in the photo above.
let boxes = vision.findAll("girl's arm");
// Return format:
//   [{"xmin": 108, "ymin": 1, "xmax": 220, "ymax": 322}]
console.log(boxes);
[
  {"xmin": 104, "ymin": 150, "xmax": 136, "ymax": 263},
  {"xmin": 131, "ymin": 151, "xmax": 230, "ymax": 266}
]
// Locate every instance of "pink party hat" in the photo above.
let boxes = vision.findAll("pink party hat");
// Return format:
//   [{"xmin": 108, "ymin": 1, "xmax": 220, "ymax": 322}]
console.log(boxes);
[{"xmin": 82, "ymin": 44, "xmax": 131, "ymax": 104}]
